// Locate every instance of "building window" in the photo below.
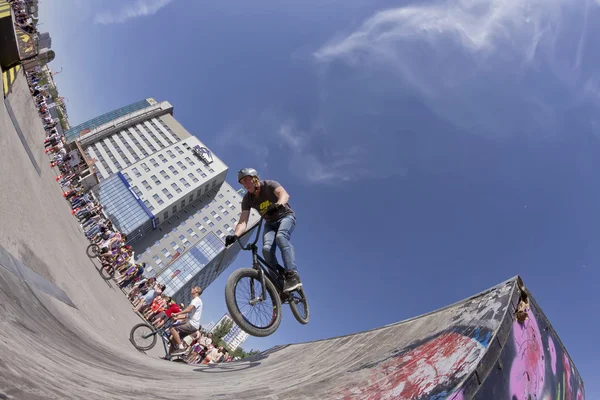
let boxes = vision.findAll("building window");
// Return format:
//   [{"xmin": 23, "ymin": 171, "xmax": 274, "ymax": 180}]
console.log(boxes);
[
  {"xmin": 132, "ymin": 167, "xmax": 141, "ymax": 178},
  {"xmin": 160, "ymin": 170, "xmax": 170, "ymax": 180},
  {"xmin": 153, "ymin": 193, "xmax": 164, "ymax": 205},
  {"xmin": 203, "ymin": 216, "xmax": 209, "ymax": 222},
  {"xmin": 143, "ymin": 200, "xmax": 154, "ymax": 211},
  {"xmin": 175, "ymin": 146, "xmax": 184, "ymax": 154},
  {"xmin": 150, "ymin": 158, "xmax": 159, "ymax": 167},
  {"xmin": 179, "ymin": 177, "xmax": 190, "ymax": 188},
  {"xmin": 162, "ymin": 188, "xmax": 173, "ymax": 199},
  {"xmin": 164, "ymin": 211, "xmax": 169, "ymax": 220},
  {"xmin": 189, "ymin": 193, "xmax": 194, "ymax": 202},
  {"xmin": 167, "ymin": 150, "xmax": 175, "ymax": 159},
  {"xmin": 218, "ymin": 194, "xmax": 224, "ymax": 199},
  {"xmin": 162, "ymin": 248, "xmax": 171, "ymax": 258},
  {"xmin": 181, "ymin": 199, "xmax": 186, "ymax": 208},
  {"xmin": 197, "ymin": 188, "xmax": 202, "ymax": 197},
  {"xmin": 141, "ymin": 163, "xmax": 150, "ymax": 172},
  {"xmin": 151, "ymin": 175, "xmax": 161, "ymax": 185},
  {"xmin": 225, "ymin": 200, "xmax": 231, "ymax": 205},
  {"xmin": 171, "ymin": 182, "xmax": 182, "ymax": 193},
  {"xmin": 122, "ymin": 172, "xmax": 131, "ymax": 181},
  {"xmin": 172, "ymin": 204, "xmax": 178, "ymax": 214},
  {"xmin": 185, "ymin": 157, "xmax": 195, "ymax": 166},
  {"xmin": 224, "ymin": 224, "xmax": 230, "ymax": 229},
  {"xmin": 216, "ymin": 216, "xmax": 222, "ymax": 221},
  {"xmin": 223, "ymin": 210, "xmax": 229, "ymax": 215},
  {"xmin": 201, "ymin": 227, "xmax": 207, "ymax": 233},
  {"xmin": 195, "ymin": 222, "xmax": 202, "ymax": 229},
  {"xmin": 177, "ymin": 161, "xmax": 187, "ymax": 171},
  {"xmin": 188, "ymin": 172, "xmax": 198, "ymax": 183},
  {"xmin": 141, "ymin": 180, "xmax": 151, "ymax": 190},
  {"xmin": 208, "ymin": 222, "xmax": 214, "ymax": 227},
  {"xmin": 132, "ymin": 186, "xmax": 142, "ymax": 196}
]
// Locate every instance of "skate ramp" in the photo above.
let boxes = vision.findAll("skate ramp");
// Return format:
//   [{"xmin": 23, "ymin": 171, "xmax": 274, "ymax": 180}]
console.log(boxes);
[{"xmin": 0, "ymin": 76, "xmax": 586, "ymax": 399}]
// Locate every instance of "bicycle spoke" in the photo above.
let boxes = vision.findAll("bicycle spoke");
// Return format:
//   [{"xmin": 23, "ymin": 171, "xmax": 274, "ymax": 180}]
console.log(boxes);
[{"xmin": 235, "ymin": 277, "xmax": 274, "ymax": 329}]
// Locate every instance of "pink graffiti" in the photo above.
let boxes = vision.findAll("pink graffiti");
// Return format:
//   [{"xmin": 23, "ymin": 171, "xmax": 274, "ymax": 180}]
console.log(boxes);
[
  {"xmin": 448, "ymin": 390, "xmax": 465, "ymax": 400},
  {"xmin": 563, "ymin": 353, "xmax": 572, "ymax": 400},
  {"xmin": 332, "ymin": 332, "xmax": 485, "ymax": 400},
  {"xmin": 509, "ymin": 309, "xmax": 545, "ymax": 400},
  {"xmin": 548, "ymin": 336, "xmax": 557, "ymax": 375},
  {"xmin": 576, "ymin": 388, "xmax": 584, "ymax": 400}
]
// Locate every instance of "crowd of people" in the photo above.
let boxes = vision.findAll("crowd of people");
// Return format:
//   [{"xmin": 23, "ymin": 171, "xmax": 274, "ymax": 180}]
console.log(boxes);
[
  {"xmin": 8, "ymin": 0, "xmax": 37, "ymax": 33},
  {"xmin": 25, "ymin": 67, "xmax": 236, "ymax": 366}
]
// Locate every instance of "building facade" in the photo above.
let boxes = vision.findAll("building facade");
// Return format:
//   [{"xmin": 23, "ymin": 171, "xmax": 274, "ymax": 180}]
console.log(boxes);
[
  {"xmin": 75, "ymin": 98, "xmax": 259, "ymax": 300},
  {"xmin": 211, "ymin": 314, "xmax": 250, "ymax": 351},
  {"xmin": 65, "ymin": 98, "xmax": 154, "ymax": 143}
]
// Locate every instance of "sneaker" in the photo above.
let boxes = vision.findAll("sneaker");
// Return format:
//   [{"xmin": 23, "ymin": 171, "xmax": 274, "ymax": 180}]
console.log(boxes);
[
  {"xmin": 283, "ymin": 271, "xmax": 302, "ymax": 293},
  {"xmin": 171, "ymin": 347, "xmax": 186, "ymax": 356}
]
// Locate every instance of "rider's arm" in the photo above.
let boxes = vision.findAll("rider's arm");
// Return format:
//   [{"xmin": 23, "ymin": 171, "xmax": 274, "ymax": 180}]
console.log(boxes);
[
  {"xmin": 233, "ymin": 210, "xmax": 250, "ymax": 237},
  {"xmin": 273, "ymin": 186, "xmax": 290, "ymax": 205},
  {"xmin": 173, "ymin": 304, "xmax": 195, "ymax": 317}
]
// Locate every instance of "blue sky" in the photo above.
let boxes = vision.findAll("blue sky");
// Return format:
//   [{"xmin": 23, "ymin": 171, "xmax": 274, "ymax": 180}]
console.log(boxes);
[{"xmin": 41, "ymin": 0, "xmax": 599, "ymax": 395}]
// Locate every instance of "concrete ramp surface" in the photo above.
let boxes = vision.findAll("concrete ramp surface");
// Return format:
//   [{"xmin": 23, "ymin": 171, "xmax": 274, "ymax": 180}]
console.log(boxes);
[{"xmin": 0, "ymin": 76, "xmax": 585, "ymax": 399}]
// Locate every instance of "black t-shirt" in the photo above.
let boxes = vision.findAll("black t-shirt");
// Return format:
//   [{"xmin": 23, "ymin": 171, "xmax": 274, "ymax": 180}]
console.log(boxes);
[{"xmin": 241, "ymin": 180, "xmax": 294, "ymax": 222}]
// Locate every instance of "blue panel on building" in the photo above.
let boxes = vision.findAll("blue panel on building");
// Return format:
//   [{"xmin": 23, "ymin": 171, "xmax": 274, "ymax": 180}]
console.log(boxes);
[{"xmin": 91, "ymin": 173, "xmax": 153, "ymax": 241}]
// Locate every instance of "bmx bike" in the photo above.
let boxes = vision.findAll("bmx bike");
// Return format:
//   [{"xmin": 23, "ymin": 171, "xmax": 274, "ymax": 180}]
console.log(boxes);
[
  {"xmin": 224, "ymin": 217, "xmax": 309, "ymax": 337},
  {"xmin": 129, "ymin": 320, "xmax": 186, "ymax": 362}
]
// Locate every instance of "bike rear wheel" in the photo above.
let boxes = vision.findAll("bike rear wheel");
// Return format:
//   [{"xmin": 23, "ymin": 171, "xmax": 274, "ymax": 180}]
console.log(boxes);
[
  {"xmin": 225, "ymin": 268, "xmax": 282, "ymax": 337},
  {"xmin": 288, "ymin": 287, "xmax": 310, "ymax": 325},
  {"xmin": 129, "ymin": 323, "xmax": 157, "ymax": 351},
  {"xmin": 86, "ymin": 243, "xmax": 99, "ymax": 258}
]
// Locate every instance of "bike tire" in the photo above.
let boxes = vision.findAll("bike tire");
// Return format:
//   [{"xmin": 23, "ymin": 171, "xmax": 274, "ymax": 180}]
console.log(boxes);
[
  {"xmin": 86, "ymin": 243, "xmax": 99, "ymax": 258},
  {"xmin": 225, "ymin": 268, "xmax": 282, "ymax": 337},
  {"xmin": 99, "ymin": 263, "xmax": 115, "ymax": 281},
  {"xmin": 129, "ymin": 323, "xmax": 157, "ymax": 351},
  {"xmin": 289, "ymin": 287, "xmax": 310, "ymax": 325}
]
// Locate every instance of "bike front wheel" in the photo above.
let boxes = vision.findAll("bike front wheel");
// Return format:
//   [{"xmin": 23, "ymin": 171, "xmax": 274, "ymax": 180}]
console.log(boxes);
[
  {"xmin": 99, "ymin": 263, "xmax": 115, "ymax": 281},
  {"xmin": 288, "ymin": 287, "xmax": 310, "ymax": 325},
  {"xmin": 129, "ymin": 323, "xmax": 157, "ymax": 351},
  {"xmin": 225, "ymin": 268, "xmax": 282, "ymax": 337}
]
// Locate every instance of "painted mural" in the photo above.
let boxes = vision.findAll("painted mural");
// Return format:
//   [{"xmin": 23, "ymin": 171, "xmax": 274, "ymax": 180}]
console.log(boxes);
[
  {"xmin": 323, "ymin": 280, "xmax": 583, "ymax": 400},
  {"xmin": 473, "ymin": 294, "xmax": 585, "ymax": 400},
  {"xmin": 324, "ymin": 280, "xmax": 515, "ymax": 399}
]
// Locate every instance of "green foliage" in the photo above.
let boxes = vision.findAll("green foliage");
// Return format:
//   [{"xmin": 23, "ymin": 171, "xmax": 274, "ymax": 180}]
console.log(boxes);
[{"xmin": 211, "ymin": 319, "xmax": 234, "ymax": 346}]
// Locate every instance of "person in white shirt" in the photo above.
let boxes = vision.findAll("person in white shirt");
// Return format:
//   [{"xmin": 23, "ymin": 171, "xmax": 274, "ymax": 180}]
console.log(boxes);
[{"xmin": 169, "ymin": 286, "xmax": 203, "ymax": 356}]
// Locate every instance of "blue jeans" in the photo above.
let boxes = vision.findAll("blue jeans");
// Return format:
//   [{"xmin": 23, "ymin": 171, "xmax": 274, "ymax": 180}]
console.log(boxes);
[{"xmin": 262, "ymin": 215, "xmax": 296, "ymax": 272}]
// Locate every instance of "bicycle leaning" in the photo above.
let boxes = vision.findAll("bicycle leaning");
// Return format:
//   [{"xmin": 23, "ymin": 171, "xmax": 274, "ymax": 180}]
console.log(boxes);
[{"xmin": 224, "ymin": 217, "xmax": 309, "ymax": 337}]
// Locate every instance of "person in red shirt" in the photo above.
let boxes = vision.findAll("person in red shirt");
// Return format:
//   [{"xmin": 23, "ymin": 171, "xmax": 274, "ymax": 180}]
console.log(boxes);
[{"xmin": 151, "ymin": 298, "xmax": 180, "ymax": 329}]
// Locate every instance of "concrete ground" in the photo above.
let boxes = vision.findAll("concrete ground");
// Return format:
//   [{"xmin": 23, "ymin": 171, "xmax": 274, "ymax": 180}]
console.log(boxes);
[{"xmin": 0, "ymin": 69, "xmax": 565, "ymax": 400}]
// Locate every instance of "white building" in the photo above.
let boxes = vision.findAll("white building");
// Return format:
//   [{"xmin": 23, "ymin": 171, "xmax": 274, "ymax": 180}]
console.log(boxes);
[
  {"xmin": 212, "ymin": 314, "xmax": 249, "ymax": 351},
  {"xmin": 75, "ymin": 99, "xmax": 259, "ymax": 301}
]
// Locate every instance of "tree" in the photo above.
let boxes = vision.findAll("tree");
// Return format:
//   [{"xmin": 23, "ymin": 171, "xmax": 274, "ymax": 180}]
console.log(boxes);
[{"xmin": 211, "ymin": 319, "xmax": 234, "ymax": 347}]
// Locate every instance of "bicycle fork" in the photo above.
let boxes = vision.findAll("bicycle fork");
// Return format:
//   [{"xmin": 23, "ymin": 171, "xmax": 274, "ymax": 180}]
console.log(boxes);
[{"xmin": 249, "ymin": 266, "xmax": 268, "ymax": 305}]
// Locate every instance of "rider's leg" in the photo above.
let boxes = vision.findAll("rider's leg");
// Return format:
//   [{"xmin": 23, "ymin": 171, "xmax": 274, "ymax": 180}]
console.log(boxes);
[
  {"xmin": 274, "ymin": 215, "xmax": 296, "ymax": 272},
  {"xmin": 261, "ymin": 222, "xmax": 279, "ymax": 268},
  {"xmin": 274, "ymin": 215, "xmax": 302, "ymax": 292}
]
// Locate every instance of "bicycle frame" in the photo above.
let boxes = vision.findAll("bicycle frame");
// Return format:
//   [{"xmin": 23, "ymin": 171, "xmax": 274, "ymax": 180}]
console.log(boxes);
[{"xmin": 238, "ymin": 217, "xmax": 285, "ymax": 305}]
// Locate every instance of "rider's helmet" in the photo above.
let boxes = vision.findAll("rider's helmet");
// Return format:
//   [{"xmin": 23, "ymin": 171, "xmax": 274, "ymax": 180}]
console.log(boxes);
[
  {"xmin": 238, "ymin": 168, "xmax": 260, "ymax": 191},
  {"xmin": 237, "ymin": 167, "xmax": 258, "ymax": 182}
]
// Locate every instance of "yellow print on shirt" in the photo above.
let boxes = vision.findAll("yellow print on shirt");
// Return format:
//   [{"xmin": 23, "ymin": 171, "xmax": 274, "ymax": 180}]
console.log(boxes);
[{"xmin": 259, "ymin": 200, "xmax": 272, "ymax": 215}]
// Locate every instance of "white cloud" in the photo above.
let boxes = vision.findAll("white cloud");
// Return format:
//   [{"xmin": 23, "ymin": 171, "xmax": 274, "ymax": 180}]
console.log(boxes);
[
  {"xmin": 94, "ymin": 0, "xmax": 175, "ymax": 25},
  {"xmin": 277, "ymin": 123, "xmax": 373, "ymax": 184},
  {"xmin": 313, "ymin": 0, "xmax": 595, "ymax": 140}
]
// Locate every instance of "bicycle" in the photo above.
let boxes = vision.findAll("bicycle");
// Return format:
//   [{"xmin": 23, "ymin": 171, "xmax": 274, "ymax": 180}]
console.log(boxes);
[
  {"xmin": 129, "ymin": 319, "xmax": 186, "ymax": 361},
  {"xmin": 224, "ymin": 217, "xmax": 309, "ymax": 337}
]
